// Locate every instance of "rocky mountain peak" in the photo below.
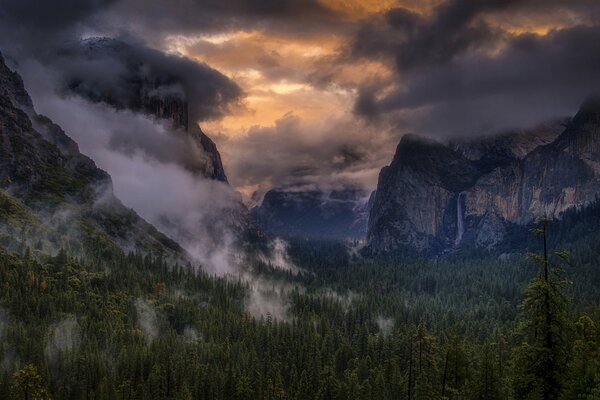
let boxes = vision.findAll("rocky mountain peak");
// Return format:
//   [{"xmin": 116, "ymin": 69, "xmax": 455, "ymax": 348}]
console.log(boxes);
[
  {"xmin": 392, "ymin": 134, "xmax": 443, "ymax": 163},
  {"xmin": 572, "ymin": 95, "xmax": 600, "ymax": 126},
  {"xmin": 189, "ymin": 124, "xmax": 228, "ymax": 182},
  {"xmin": 451, "ymin": 122, "xmax": 564, "ymax": 165},
  {"xmin": 388, "ymin": 133, "xmax": 482, "ymax": 192},
  {"xmin": 56, "ymin": 37, "xmax": 228, "ymax": 182},
  {"xmin": 551, "ymin": 96, "xmax": 600, "ymax": 154},
  {"xmin": 0, "ymin": 51, "xmax": 33, "ymax": 110},
  {"xmin": 367, "ymin": 98, "xmax": 600, "ymax": 255}
]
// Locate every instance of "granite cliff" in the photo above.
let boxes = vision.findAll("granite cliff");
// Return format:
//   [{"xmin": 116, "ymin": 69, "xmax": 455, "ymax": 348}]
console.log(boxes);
[
  {"xmin": 54, "ymin": 38, "xmax": 262, "ymax": 248},
  {"xmin": 367, "ymin": 100, "xmax": 600, "ymax": 255},
  {"xmin": 58, "ymin": 37, "xmax": 228, "ymax": 181}
]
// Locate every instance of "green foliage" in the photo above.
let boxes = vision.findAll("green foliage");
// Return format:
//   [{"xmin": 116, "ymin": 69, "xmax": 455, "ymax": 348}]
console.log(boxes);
[
  {"xmin": 561, "ymin": 315, "xmax": 600, "ymax": 400},
  {"xmin": 10, "ymin": 364, "xmax": 52, "ymax": 400},
  {"xmin": 0, "ymin": 190, "xmax": 38, "ymax": 228},
  {"xmin": 0, "ymin": 220, "xmax": 599, "ymax": 399},
  {"xmin": 511, "ymin": 223, "xmax": 571, "ymax": 400}
]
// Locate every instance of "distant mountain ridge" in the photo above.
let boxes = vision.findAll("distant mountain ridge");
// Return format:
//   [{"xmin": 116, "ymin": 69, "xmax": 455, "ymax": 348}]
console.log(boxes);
[
  {"xmin": 366, "ymin": 99, "xmax": 600, "ymax": 255},
  {"xmin": 251, "ymin": 188, "xmax": 373, "ymax": 239}
]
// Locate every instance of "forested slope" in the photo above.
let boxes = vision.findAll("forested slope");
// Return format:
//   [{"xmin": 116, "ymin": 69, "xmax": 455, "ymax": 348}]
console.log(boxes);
[{"xmin": 1, "ymin": 220, "xmax": 600, "ymax": 399}]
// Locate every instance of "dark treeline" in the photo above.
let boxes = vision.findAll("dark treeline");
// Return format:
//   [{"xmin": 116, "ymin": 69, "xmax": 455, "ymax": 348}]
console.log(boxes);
[{"xmin": 1, "ymin": 221, "xmax": 600, "ymax": 399}]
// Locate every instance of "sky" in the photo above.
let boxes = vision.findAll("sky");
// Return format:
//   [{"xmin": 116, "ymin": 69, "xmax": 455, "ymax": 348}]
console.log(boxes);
[{"xmin": 1, "ymin": 0, "xmax": 600, "ymax": 203}]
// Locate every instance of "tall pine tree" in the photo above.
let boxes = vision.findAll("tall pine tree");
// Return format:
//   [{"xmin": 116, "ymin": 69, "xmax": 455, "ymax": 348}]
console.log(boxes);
[{"xmin": 511, "ymin": 221, "xmax": 570, "ymax": 400}]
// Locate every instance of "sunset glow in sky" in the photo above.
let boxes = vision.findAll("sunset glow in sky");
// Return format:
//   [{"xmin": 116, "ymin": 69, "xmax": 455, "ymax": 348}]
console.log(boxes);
[{"xmin": 2, "ymin": 0, "xmax": 600, "ymax": 202}]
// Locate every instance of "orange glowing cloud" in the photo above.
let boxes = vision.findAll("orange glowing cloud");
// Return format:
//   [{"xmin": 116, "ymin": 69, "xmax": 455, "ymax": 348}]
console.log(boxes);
[
  {"xmin": 319, "ymin": 0, "xmax": 398, "ymax": 20},
  {"xmin": 164, "ymin": 29, "xmax": 391, "ymax": 139},
  {"xmin": 155, "ymin": 0, "xmax": 595, "ymax": 199}
]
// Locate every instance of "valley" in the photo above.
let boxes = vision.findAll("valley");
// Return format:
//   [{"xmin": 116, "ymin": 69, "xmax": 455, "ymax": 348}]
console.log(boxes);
[{"xmin": 1, "ymin": 1, "xmax": 600, "ymax": 399}]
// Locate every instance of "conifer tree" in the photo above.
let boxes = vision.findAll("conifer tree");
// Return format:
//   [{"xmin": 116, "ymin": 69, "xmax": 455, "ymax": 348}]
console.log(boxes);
[
  {"xmin": 408, "ymin": 323, "xmax": 440, "ymax": 400},
  {"xmin": 469, "ymin": 341, "xmax": 502, "ymax": 400},
  {"xmin": 561, "ymin": 315, "xmax": 600, "ymax": 400},
  {"xmin": 10, "ymin": 364, "xmax": 52, "ymax": 400},
  {"xmin": 511, "ymin": 221, "xmax": 570, "ymax": 400}
]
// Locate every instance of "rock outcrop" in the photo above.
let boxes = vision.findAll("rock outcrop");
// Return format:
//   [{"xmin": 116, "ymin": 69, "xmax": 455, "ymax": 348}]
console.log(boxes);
[
  {"xmin": 367, "ymin": 102, "xmax": 600, "ymax": 255},
  {"xmin": 58, "ymin": 37, "xmax": 228, "ymax": 182}
]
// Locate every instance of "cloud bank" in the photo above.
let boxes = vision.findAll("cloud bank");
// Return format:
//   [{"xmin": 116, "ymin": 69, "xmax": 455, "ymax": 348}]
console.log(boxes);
[
  {"xmin": 352, "ymin": 1, "xmax": 600, "ymax": 137},
  {"xmin": 3, "ymin": 0, "xmax": 600, "ymax": 204}
]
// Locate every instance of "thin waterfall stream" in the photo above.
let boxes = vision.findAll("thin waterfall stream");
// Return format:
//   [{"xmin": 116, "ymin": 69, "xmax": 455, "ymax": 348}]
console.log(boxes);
[{"xmin": 455, "ymin": 192, "xmax": 464, "ymax": 246}]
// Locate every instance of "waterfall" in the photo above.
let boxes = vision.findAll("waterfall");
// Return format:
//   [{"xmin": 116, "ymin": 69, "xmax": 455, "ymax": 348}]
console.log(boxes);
[{"xmin": 455, "ymin": 192, "xmax": 464, "ymax": 246}]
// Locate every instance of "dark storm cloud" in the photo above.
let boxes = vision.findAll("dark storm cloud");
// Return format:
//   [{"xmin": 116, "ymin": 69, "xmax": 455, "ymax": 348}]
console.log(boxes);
[
  {"xmin": 0, "ymin": 0, "xmax": 324, "ymax": 124},
  {"xmin": 352, "ymin": 0, "xmax": 600, "ymax": 137},
  {"xmin": 221, "ymin": 113, "xmax": 398, "ymax": 196},
  {"xmin": 157, "ymin": 0, "xmax": 332, "ymax": 20},
  {"xmin": 351, "ymin": 0, "xmax": 518, "ymax": 70},
  {"xmin": 385, "ymin": 26, "xmax": 600, "ymax": 110},
  {"xmin": 51, "ymin": 38, "xmax": 243, "ymax": 122},
  {"xmin": 352, "ymin": 0, "xmax": 600, "ymax": 70},
  {"xmin": 391, "ymin": 0, "xmax": 510, "ymax": 70},
  {"xmin": 356, "ymin": 24, "xmax": 600, "ymax": 136},
  {"xmin": 104, "ymin": 0, "xmax": 341, "ymax": 40},
  {"xmin": 0, "ymin": 0, "xmax": 116, "ymax": 52},
  {"xmin": 0, "ymin": 0, "xmax": 245, "ymax": 152},
  {"xmin": 0, "ymin": 0, "xmax": 334, "ymax": 53},
  {"xmin": 0, "ymin": 0, "xmax": 114, "ymax": 31}
]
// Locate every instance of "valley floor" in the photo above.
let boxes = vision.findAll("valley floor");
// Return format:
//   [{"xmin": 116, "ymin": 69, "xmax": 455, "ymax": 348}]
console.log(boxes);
[{"xmin": 1, "ymin": 228, "xmax": 600, "ymax": 400}]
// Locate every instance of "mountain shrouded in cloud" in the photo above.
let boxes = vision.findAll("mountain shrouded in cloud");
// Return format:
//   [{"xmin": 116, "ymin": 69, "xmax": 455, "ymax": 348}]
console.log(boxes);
[
  {"xmin": 1, "ymin": 0, "xmax": 600, "ymax": 204},
  {"xmin": 5, "ymin": 3, "xmax": 600, "ymax": 399},
  {"xmin": 55, "ymin": 37, "xmax": 243, "ymax": 125},
  {"xmin": 365, "ymin": 97, "xmax": 600, "ymax": 255}
]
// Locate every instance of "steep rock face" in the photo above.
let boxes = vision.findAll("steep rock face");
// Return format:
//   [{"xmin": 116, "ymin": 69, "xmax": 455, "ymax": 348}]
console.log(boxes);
[
  {"xmin": 367, "ymin": 135, "xmax": 483, "ymax": 253},
  {"xmin": 518, "ymin": 99, "xmax": 600, "ymax": 221},
  {"xmin": 190, "ymin": 125, "xmax": 228, "ymax": 182},
  {"xmin": 252, "ymin": 188, "xmax": 371, "ymax": 239},
  {"xmin": 56, "ymin": 38, "xmax": 263, "ymax": 248},
  {"xmin": 367, "ymin": 103, "xmax": 600, "ymax": 255},
  {"xmin": 0, "ymin": 51, "xmax": 187, "ymax": 260},
  {"xmin": 58, "ymin": 37, "xmax": 227, "ymax": 182}
]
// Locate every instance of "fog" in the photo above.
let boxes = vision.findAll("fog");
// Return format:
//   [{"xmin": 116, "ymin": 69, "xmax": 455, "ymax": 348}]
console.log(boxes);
[{"xmin": 45, "ymin": 316, "xmax": 81, "ymax": 364}]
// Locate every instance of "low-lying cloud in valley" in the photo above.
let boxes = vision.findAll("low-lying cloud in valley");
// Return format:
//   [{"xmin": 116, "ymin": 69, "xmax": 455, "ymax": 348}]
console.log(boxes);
[
  {"xmin": 217, "ymin": 112, "xmax": 398, "ymax": 201},
  {"xmin": 16, "ymin": 56, "xmax": 303, "ymax": 320},
  {"xmin": 18, "ymin": 58, "xmax": 245, "ymax": 274},
  {"xmin": 44, "ymin": 316, "xmax": 81, "ymax": 365},
  {"xmin": 3, "ymin": 0, "xmax": 600, "ymax": 322}
]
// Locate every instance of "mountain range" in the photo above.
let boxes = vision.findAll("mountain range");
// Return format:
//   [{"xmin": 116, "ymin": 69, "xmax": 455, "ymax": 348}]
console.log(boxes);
[
  {"xmin": 251, "ymin": 187, "xmax": 373, "ymax": 239},
  {"xmin": 3, "ymin": 39, "xmax": 600, "ymax": 260}
]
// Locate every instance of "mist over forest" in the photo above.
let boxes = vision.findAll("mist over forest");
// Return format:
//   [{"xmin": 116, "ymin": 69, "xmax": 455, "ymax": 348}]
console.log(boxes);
[{"xmin": 1, "ymin": 1, "xmax": 600, "ymax": 399}]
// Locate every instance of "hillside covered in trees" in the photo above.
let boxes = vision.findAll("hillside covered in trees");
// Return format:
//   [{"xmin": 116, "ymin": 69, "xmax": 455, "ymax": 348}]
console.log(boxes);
[
  {"xmin": 2, "ymin": 214, "xmax": 600, "ymax": 399},
  {"xmin": 2, "ymin": 1, "xmax": 600, "ymax": 399}
]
